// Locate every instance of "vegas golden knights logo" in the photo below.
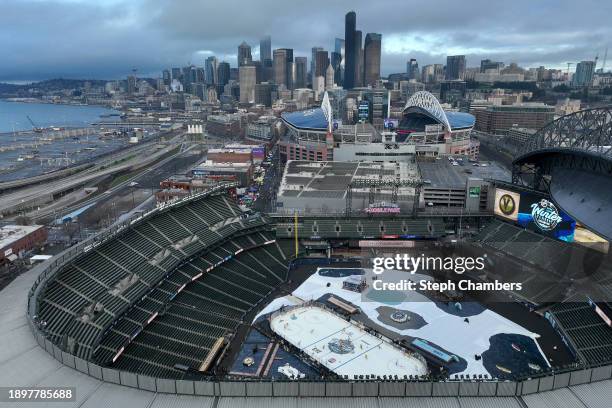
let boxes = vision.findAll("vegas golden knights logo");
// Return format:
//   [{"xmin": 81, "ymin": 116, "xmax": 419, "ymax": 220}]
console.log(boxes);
[{"xmin": 498, "ymin": 194, "xmax": 516, "ymax": 216}]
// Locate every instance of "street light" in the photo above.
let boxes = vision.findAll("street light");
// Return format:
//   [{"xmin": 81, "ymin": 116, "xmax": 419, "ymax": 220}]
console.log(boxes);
[{"xmin": 129, "ymin": 181, "xmax": 139, "ymax": 209}]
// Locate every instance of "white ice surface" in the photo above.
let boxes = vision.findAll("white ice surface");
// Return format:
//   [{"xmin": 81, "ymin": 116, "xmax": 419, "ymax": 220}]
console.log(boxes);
[
  {"xmin": 270, "ymin": 305, "xmax": 428, "ymax": 378},
  {"xmin": 266, "ymin": 268, "xmax": 546, "ymax": 377}
]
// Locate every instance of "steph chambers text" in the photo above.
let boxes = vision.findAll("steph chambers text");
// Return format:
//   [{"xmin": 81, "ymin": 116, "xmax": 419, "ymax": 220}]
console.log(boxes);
[{"xmin": 372, "ymin": 279, "xmax": 522, "ymax": 292}]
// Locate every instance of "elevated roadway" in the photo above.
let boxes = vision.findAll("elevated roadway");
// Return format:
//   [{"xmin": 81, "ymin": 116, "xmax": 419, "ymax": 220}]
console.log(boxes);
[{"xmin": 0, "ymin": 135, "xmax": 186, "ymax": 218}]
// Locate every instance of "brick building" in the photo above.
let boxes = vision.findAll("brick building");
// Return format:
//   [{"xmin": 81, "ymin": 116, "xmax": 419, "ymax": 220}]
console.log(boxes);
[{"xmin": 0, "ymin": 225, "xmax": 47, "ymax": 264}]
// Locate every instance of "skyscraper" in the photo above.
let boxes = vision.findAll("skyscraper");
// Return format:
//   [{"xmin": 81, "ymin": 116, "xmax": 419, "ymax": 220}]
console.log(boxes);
[
  {"xmin": 407, "ymin": 58, "xmax": 419, "ymax": 80},
  {"xmin": 325, "ymin": 64, "xmax": 335, "ymax": 90},
  {"xmin": 239, "ymin": 65, "xmax": 256, "ymax": 103},
  {"xmin": 273, "ymin": 48, "xmax": 294, "ymax": 89},
  {"xmin": 182, "ymin": 65, "xmax": 196, "ymax": 93},
  {"xmin": 335, "ymin": 38, "xmax": 345, "ymax": 67},
  {"xmin": 446, "ymin": 55, "xmax": 466, "ymax": 80},
  {"xmin": 162, "ymin": 70, "xmax": 171, "ymax": 86},
  {"xmin": 354, "ymin": 30, "xmax": 363, "ymax": 87},
  {"xmin": 217, "ymin": 62, "xmax": 230, "ymax": 87},
  {"xmin": 127, "ymin": 75, "xmax": 136, "ymax": 96},
  {"xmin": 344, "ymin": 11, "xmax": 356, "ymax": 89},
  {"xmin": 332, "ymin": 38, "xmax": 345, "ymax": 84},
  {"xmin": 314, "ymin": 50, "xmax": 329, "ymax": 78},
  {"xmin": 260, "ymin": 35, "xmax": 272, "ymax": 63},
  {"xmin": 331, "ymin": 51, "xmax": 342, "ymax": 85},
  {"xmin": 294, "ymin": 57, "xmax": 307, "ymax": 89},
  {"xmin": 205, "ymin": 56, "xmax": 218, "ymax": 85},
  {"xmin": 363, "ymin": 33, "xmax": 382, "ymax": 87},
  {"xmin": 171, "ymin": 67, "xmax": 182, "ymax": 83},
  {"xmin": 311, "ymin": 47, "xmax": 323, "ymax": 85},
  {"xmin": 238, "ymin": 42, "xmax": 252, "ymax": 67},
  {"xmin": 574, "ymin": 61, "xmax": 596, "ymax": 86},
  {"xmin": 195, "ymin": 67, "xmax": 205, "ymax": 83}
]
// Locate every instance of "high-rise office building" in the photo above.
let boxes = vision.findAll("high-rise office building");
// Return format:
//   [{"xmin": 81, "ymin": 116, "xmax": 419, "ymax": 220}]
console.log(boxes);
[
  {"xmin": 335, "ymin": 38, "xmax": 345, "ymax": 83},
  {"xmin": 182, "ymin": 65, "xmax": 196, "ymax": 93},
  {"xmin": 238, "ymin": 42, "xmax": 252, "ymax": 67},
  {"xmin": 171, "ymin": 67, "xmax": 182, "ymax": 83},
  {"xmin": 314, "ymin": 50, "xmax": 329, "ymax": 78},
  {"xmin": 420, "ymin": 64, "xmax": 444, "ymax": 83},
  {"xmin": 331, "ymin": 51, "xmax": 342, "ymax": 85},
  {"xmin": 183, "ymin": 65, "xmax": 196, "ymax": 84},
  {"xmin": 127, "ymin": 75, "xmax": 136, "ymax": 96},
  {"xmin": 239, "ymin": 65, "xmax": 256, "ymax": 103},
  {"xmin": 446, "ymin": 55, "xmax": 466, "ymax": 80},
  {"xmin": 254, "ymin": 82, "xmax": 276, "ymax": 107},
  {"xmin": 205, "ymin": 56, "xmax": 218, "ymax": 85},
  {"xmin": 273, "ymin": 48, "xmax": 294, "ymax": 89},
  {"xmin": 288, "ymin": 61, "xmax": 295, "ymax": 90},
  {"xmin": 407, "ymin": 58, "xmax": 419, "ymax": 80},
  {"xmin": 195, "ymin": 67, "xmax": 205, "ymax": 83},
  {"xmin": 480, "ymin": 59, "xmax": 504, "ymax": 73},
  {"xmin": 273, "ymin": 49, "xmax": 287, "ymax": 88},
  {"xmin": 344, "ymin": 11, "xmax": 357, "ymax": 89},
  {"xmin": 162, "ymin": 70, "xmax": 171, "ymax": 86},
  {"xmin": 251, "ymin": 60, "xmax": 264, "ymax": 84},
  {"xmin": 335, "ymin": 38, "xmax": 345, "ymax": 66},
  {"xmin": 433, "ymin": 64, "xmax": 444, "ymax": 82},
  {"xmin": 311, "ymin": 47, "xmax": 323, "ymax": 85},
  {"xmin": 355, "ymin": 30, "xmax": 363, "ymax": 87},
  {"xmin": 294, "ymin": 57, "xmax": 307, "ymax": 89},
  {"xmin": 325, "ymin": 64, "xmax": 335, "ymax": 90},
  {"xmin": 364, "ymin": 33, "xmax": 382, "ymax": 87},
  {"xmin": 574, "ymin": 61, "xmax": 596, "ymax": 86},
  {"xmin": 217, "ymin": 62, "xmax": 230, "ymax": 87},
  {"xmin": 260, "ymin": 35, "xmax": 272, "ymax": 64}
]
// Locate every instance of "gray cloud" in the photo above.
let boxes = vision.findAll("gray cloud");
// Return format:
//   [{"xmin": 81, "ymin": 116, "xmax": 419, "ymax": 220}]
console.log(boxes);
[{"xmin": 1, "ymin": 0, "xmax": 610, "ymax": 81}]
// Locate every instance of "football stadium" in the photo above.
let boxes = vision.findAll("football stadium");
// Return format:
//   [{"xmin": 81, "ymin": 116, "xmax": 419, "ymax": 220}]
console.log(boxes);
[{"xmin": 2, "ymin": 106, "xmax": 612, "ymax": 408}]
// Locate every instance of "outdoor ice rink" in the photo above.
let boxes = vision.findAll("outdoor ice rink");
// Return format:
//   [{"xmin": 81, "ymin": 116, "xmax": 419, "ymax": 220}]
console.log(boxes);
[
  {"xmin": 259, "ymin": 267, "xmax": 550, "ymax": 377},
  {"xmin": 270, "ymin": 305, "xmax": 428, "ymax": 378}
]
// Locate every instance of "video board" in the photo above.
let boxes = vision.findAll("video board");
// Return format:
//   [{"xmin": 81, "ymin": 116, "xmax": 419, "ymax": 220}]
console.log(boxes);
[
  {"xmin": 494, "ymin": 188, "xmax": 520, "ymax": 221},
  {"xmin": 494, "ymin": 187, "xmax": 576, "ymax": 242},
  {"xmin": 516, "ymin": 191, "xmax": 576, "ymax": 242}
]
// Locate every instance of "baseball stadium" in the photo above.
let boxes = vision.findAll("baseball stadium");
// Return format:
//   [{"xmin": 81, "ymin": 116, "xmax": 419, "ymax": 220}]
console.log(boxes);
[{"xmin": 2, "ymin": 107, "xmax": 612, "ymax": 408}]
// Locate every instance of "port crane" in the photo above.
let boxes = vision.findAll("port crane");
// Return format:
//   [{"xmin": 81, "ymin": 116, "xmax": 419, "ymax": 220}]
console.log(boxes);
[{"xmin": 26, "ymin": 115, "xmax": 44, "ymax": 133}]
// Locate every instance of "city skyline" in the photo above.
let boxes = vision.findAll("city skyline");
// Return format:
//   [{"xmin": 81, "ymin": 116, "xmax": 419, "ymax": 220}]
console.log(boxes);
[{"xmin": 1, "ymin": 0, "xmax": 611, "ymax": 82}]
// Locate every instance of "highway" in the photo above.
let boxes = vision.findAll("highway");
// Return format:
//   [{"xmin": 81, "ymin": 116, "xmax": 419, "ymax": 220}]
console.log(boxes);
[
  {"xmin": 0, "ymin": 134, "xmax": 186, "ymax": 218},
  {"xmin": 33, "ymin": 142, "xmax": 199, "ymax": 223},
  {"xmin": 0, "ymin": 130, "xmax": 175, "ymax": 192}
]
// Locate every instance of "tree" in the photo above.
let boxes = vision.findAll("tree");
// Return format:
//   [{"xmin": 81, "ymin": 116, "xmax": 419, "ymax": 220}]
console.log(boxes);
[
  {"xmin": 553, "ymin": 84, "xmax": 570, "ymax": 93},
  {"xmin": 14, "ymin": 216, "xmax": 32, "ymax": 226}
]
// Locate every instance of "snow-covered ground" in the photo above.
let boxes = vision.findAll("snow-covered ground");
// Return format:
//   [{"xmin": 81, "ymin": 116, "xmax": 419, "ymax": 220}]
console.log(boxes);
[
  {"xmin": 270, "ymin": 305, "xmax": 428, "ymax": 378},
  {"xmin": 254, "ymin": 296, "xmax": 298, "ymax": 321},
  {"xmin": 261, "ymin": 268, "xmax": 547, "ymax": 377}
]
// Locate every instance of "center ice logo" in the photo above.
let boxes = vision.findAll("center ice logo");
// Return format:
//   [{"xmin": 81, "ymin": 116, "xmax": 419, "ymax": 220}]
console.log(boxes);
[{"xmin": 530, "ymin": 199, "xmax": 562, "ymax": 231}]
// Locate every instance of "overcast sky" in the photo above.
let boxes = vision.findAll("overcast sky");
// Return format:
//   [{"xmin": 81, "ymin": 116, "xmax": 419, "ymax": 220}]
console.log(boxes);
[{"xmin": 1, "ymin": 0, "xmax": 610, "ymax": 82}]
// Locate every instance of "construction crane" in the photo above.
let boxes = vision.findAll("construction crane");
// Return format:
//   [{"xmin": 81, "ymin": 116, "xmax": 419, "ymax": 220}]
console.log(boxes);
[{"xmin": 26, "ymin": 115, "xmax": 43, "ymax": 133}]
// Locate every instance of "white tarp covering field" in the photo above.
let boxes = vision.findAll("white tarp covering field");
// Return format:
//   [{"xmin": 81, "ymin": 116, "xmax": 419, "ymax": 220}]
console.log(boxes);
[
  {"xmin": 270, "ymin": 304, "xmax": 428, "ymax": 378},
  {"xmin": 262, "ymin": 268, "xmax": 548, "ymax": 377}
]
